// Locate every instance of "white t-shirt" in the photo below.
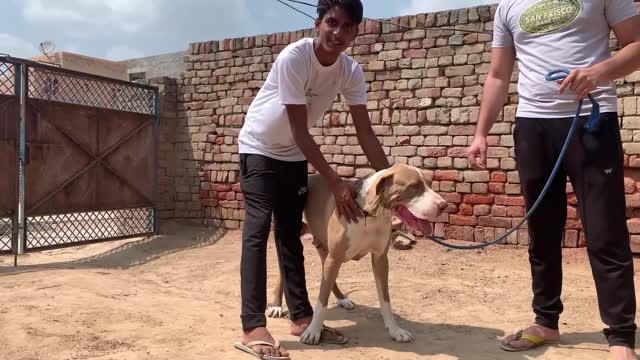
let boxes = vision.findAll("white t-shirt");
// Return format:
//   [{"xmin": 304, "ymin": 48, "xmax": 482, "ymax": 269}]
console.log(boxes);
[
  {"xmin": 239, "ymin": 38, "xmax": 368, "ymax": 161},
  {"xmin": 492, "ymin": 0, "xmax": 638, "ymax": 118}
]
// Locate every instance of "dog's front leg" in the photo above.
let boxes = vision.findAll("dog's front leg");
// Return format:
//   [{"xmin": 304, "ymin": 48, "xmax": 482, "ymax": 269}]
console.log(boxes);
[
  {"xmin": 300, "ymin": 256, "xmax": 342, "ymax": 345},
  {"xmin": 372, "ymin": 253, "xmax": 414, "ymax": 343}
]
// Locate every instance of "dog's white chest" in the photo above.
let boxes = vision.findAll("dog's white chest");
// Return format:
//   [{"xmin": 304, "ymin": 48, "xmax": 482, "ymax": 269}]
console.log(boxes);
[{"xmin": 343, "ymin": 217, "xmax": 392, "ymax": 261}]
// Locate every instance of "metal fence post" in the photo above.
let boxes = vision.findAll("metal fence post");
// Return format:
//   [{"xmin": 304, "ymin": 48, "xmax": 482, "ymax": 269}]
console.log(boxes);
[
  {"xmin": 151, "ymin": 87, "xmax": 160, "ymax": 234},
  {"xmin": 16, "ymin": 63, "xmax": 27, "ymax": 254}
]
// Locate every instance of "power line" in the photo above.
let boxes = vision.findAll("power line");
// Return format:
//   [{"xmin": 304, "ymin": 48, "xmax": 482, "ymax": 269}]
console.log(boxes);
[
  {"xmin": 279, "ymin": 0, "xmax": 494, "ymax": 35},
  {"xmin": 274, "ymin": 0, "xmax": 315, "ymax": 20}
]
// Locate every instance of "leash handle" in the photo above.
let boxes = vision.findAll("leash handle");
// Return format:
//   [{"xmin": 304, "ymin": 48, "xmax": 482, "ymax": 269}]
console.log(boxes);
[
  {"xmin": 544, "ymin": 69, "xmax": 602, "ymax": 132},
  {"xmin": 545, "ymin": 69, "xmax": 570, "ymax": 81}
]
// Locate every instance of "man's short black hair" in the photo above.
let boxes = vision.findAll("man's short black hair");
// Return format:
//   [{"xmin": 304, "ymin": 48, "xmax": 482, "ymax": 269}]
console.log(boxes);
[{"xmin": 317, "ymin": 0, "xmax": 364, "ymax": 24}]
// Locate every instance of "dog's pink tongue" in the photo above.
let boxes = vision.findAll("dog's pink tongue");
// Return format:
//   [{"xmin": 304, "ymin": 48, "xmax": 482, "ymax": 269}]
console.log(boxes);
[{"xmin": 396, "ymin": 206, "xmax": 433, "ymax": 236}]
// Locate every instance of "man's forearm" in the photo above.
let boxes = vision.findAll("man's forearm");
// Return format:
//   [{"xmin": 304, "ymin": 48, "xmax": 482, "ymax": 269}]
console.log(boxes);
[
  {"xmin": 293, "ymin": 131, "xmax": 340, "ymax": 185},
  {"xmin": 350, "ymin": 105, "xmax": 390, "ymax": 171},
  {"xmin": 357, "ymin": 129, "xmax": 390, "ymax": 171},
  {"xmin": 594, "ymin": 41, "xmax": 640, "ymax": 81},
  {"xmin": 474, "ymin": 74, "xmax": 511, "ymax": 137}
]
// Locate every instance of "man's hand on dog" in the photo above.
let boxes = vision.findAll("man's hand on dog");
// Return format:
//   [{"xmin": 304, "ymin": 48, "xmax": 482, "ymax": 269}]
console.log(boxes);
[{"xmin": 330, "ymin": 178, "xmax": 363, "ymax": 223}]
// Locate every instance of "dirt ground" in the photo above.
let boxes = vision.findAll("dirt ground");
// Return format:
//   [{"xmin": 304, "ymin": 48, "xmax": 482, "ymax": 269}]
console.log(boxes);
[{"xmin": 1, "ymin": 221, "xmax": 639, "ymax": 360}]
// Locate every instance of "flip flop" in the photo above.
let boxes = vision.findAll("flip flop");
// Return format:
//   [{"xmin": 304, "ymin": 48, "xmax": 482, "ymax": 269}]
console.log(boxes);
[
  {"xmin": 499, "ymin": 329, "xmax": 557, "ymax": 352},
  {"xmin": 233, "ymin": 339, "xmax": 291, "ymax": 360},
  {"xmin": 319, "ymin": 325, "xmax": 349, "ymax": 345}
]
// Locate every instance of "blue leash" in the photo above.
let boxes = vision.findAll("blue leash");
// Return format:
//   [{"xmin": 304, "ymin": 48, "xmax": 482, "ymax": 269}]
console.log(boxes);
[{"xmin": 424, "ymin": 69, "xmax": 601, "ymax": 250}]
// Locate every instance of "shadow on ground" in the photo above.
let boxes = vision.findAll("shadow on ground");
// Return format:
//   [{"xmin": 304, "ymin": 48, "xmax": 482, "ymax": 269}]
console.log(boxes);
[
  {"xmin": 0, "ymin": 220, "xmax": 227, "ymax": 275},
  {"xmin": 279, "ymin": 304, "xmax": 620, "ymax": 359}
]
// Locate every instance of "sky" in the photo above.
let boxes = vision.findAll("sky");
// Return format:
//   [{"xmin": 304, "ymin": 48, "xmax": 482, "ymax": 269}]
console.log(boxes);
[{"xmin": 0, "ymin": 0, "xmax": 495, "ymax": 62}]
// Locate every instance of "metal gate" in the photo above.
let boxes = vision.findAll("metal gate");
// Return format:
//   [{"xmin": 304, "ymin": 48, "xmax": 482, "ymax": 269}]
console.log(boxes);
[{"xmin": 0, "ymin": 56, "xmax": 159, "ymax": 253}]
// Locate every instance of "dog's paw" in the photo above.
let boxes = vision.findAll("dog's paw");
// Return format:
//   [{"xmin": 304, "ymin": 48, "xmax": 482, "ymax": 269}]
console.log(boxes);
[
  {"xmin": 336, "ymin": 297, "xmax": 356, "ymax": 310},
  {"xmin": 265, "ymin": 305, "xmax": 287, "ymax": 318},
  {"xmin": 300, "ymin": 324, "xmax": 323, "ymax": 345},
  {"xmin": 389, "ymin": 327, "xmax": 414, "ymax": 343}
]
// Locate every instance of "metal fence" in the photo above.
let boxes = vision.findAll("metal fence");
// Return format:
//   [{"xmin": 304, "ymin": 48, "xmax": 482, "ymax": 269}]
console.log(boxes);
[{"xmin": 0, "ymin": 56, "xmax": 159, "ymax": 254}]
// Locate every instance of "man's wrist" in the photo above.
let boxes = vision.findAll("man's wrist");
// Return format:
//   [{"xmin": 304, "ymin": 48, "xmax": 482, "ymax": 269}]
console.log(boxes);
[
  {"xmin": 473, "ymin": 132, "xmax": 488, "ymax": 140},
  {"xmin": 326, "ymin": 171, "xmax": 341, "ymax": 188}
]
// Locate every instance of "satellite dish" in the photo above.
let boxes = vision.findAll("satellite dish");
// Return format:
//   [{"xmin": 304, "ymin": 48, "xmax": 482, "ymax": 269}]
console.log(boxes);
[{"xmin": 39, "ymin": 41, "xmax": 55, "ymax": 55}]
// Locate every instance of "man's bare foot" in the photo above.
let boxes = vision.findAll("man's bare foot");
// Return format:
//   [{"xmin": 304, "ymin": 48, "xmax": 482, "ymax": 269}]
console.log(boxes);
[
  {"xmin": 289, "ymin": 316, "xmax": 347, "ymax": 343},
  {"xmin": 500, "ymin": 324, "xmax": 560, "ymax": 351},
  {"xmin": 241, "ymin": 326, "xmax": 288, "ymax": 358},
  {"xmin": 609, "ymin": 345, "xmax": 638, "ymax": 360}
]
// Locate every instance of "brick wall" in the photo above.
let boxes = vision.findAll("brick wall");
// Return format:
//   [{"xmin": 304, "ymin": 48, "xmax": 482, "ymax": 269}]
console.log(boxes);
[{"xmin": 176, "ymin": 4, "xmax": 640, "ymax": 248}]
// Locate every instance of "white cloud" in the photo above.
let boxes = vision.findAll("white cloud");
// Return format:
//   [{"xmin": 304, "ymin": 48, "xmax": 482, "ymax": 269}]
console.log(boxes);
[
  {"xmin": 401, "ymin": 0, "xmax": 496, "ymax": 15},
  {"xmin": 0, "ymin": 33, "xmax": 39, "ymax": 58},
  {"xmin": 23, "ymin": 0, "xmax": 156, "ymax": 33},
  {"xmin": 105, "ymin": 45, "xmax": 144, "ymax": 60}
]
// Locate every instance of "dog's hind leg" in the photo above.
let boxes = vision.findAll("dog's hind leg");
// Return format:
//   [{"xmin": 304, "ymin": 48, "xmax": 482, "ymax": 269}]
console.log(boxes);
[
  {"xmin": 372, "ymin": 252, "xmax": 414, "ymax": 343},
  {"xmin": 266, "ymin": 271, "xmax": 287, "ymax": 318}
]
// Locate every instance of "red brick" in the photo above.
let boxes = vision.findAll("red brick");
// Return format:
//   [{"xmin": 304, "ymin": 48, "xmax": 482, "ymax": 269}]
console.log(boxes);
[
  {"xmin": 236, "ymin": 193, "xmax": 244, "ymax": 201},
  {"xmin": 404, "ymin": 49, "xmax": 427, "ymax": 58},
  {"xmin": 625, "ymin": 177, "xmax": 636, "ymax": 193},
  {"xmin": 444, "ymin": 225, "xmax": 465, "ymax": 240},
  {"xmin": 220, "ymin": 200, "xmax": 240, "ymax": 208},
  {"xmin": 200, "ymin": 191, "xmax": 210, "ymax": 199},
  {"xmin": 217, "ymin": 192, "xmax": 227, "ymax": 200},
  {"xmin": 626, "ymin": 193, "xmax": 640, "ymax": 208},
  {"xmin": 564, "ymin": 230, "xmax": 579, "ymax": 248},
  {"xmin": 232, "ymin": 183, "xmax": 241, "ymax": 192},
  {"xmin": 474, "ymin": 227, "xmax": 495, "ymax": 243},
  {"xmin": 450, "ymin": 215, "xmax": 478, "ymax": 226},
  {"xmin": 491, "ymin": 172, "xmax": 507, "ymax": 183},
  {"xmin": 488, "ymin": 182, "xmax": 505, "ymax": 193},
  {"xmin": 487, "ymin": 136, "xmax": 500, "ymax": 146},
  {"xmin": 459, "ymin": 203, "xmax": 473, "ymax": 216},
  {"xmin": 463, "ymin": 194, "xmax": 494, "ymax": 205},
  {"xmin": 567, "ymin": 193, "xmax": 578, "ymax": 205},
  {"xmin": 356, "ymin": 45, "xmax": 370, "ymax": 54},
  {"xmin": 492, "ymin": 205, "xmax": 507, "ymax": 217},
  {"xmin": 507, "ymin": 206, "xmax": 524, "ymax": 217},
  {"xmin": 578, "ymin": 231, "xmax": 587, "ymax": 247},
  {"xmin": 443, "ymin": 204, "xmax": 458, "ymax": 214},
  {"xmin": 202, "ymin": 199, "xmax": 218, "ymax": 207},
  {"xmin": 423, "ymin": 147, "xmax": 449, "ymax": 158},
  {"xmin": 473, "ymin": 205, "xmax": 491, "ymax": 216},
  {"xmin": 444, "ymin": 225, "xmax": 476, "ymax": 242},
  {"xmin": 215, "ymin": 136, "xmax": 225, "ymax": 145},
  {"xmin": 212, "ymin": 184, "xmax": 232, "ymax": 192},
  {"xmin": 447, "ymin": 147, "xmax": 468, "ymax": 157},
  {"xmin": 567, "ymin": 206, "xmax": 578, "ymax": 219},
  {"xmin": 226, "ymin": 192, "xmax": 236, "ymax": 200},
  {"xmin": 565, "ymin": 219, "xmax": 583, "ymax": 230},
  {"xmin": 627, "ymin": 218, "xmax": 640, "ymax": 234},
  {"xmin": 478, "ymin": 216, "xmax": 512, "ymax": 228},
  {"xmin": 434, "ymin": 170, "xmax": 462, "ymax": 181},
  {"xmin": 494, "ymin": 195, "xmax": 525, "ymax": 206},
  {"xmin": 441, "ymin": 192, "xmax": 462, "ymax": 204},
  {"xmin": 627, "ymin": 208, "xmax": 640, "ymax": 218}
]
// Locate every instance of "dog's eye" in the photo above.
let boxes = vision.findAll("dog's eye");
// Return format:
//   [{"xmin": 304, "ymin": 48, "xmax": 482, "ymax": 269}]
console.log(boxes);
[{"xmin": 409, "ymin": 182, "xmax": 424, "ymax": 192}]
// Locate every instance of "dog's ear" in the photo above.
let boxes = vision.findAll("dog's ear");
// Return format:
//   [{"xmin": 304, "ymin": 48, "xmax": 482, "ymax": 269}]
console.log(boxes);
[
  {"xmin": 421, "ymin": 170, "xmax": 433, "ymax": 187},
  {"xmin": 363, "ymin": 171, "xmax": 395, "ymax": 214},
  {"xmin": 376, "ymin": 173, "xmax": 394, "ymax": 195}
]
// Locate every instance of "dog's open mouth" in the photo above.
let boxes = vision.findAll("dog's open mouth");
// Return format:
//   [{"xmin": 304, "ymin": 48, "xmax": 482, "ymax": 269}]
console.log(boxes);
[{"xmin": 395, "ymin": 205, "xmax": 433, "ymax": 236}]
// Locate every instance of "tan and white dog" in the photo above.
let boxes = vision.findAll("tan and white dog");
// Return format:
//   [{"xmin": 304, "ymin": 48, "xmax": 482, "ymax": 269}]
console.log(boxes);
[{"xmin": 268, "ymin": 163, "xmax": 447, "ymax": 344}]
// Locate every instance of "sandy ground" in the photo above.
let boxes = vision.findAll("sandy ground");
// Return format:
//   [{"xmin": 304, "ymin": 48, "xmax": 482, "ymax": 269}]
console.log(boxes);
[{"xmin": 1, "ymin": 221, "xmax": 639, "ymax": 360}]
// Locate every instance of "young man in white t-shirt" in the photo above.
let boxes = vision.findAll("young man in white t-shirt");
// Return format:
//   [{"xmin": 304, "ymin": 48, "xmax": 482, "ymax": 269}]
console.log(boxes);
[
  {"xmin": 235, "ymin": 1, "xmax": 389, "ymax": 358},
  {"xmin": 467, "ymin": 0, "xmax": 640, "ymax": 359}
]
